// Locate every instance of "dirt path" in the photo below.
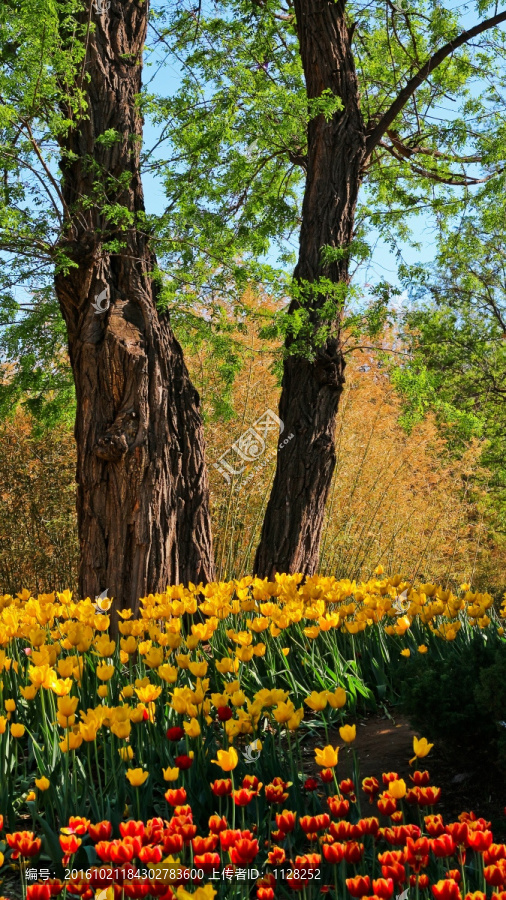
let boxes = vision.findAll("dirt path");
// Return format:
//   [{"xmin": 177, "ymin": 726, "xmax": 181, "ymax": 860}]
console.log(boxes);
[{"xmin": 302, "ymin": 711, "xmax": 506, "ymax": 836}]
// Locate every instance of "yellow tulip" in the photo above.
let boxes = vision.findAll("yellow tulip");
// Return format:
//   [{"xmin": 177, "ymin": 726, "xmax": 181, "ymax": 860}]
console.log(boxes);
[
  {"xmin": 126, "ymin": 768, "xmax": 149, "ymax": 787},
  {"xmin": 273, "ymin": 701, "xmax": 296, "ymax": 724},
  {"xmin": 51, "ymin": 678, "xmax": 73, "ymax": 697},
  {"xmin": 57, "ymin": 657, "xmax": 75, "ymax": 678},
  {"xmin": 304, "ymin": 691, "xmax": 328, "ymax": 711},
  {"xmin": 135, "ymin": 684, "xmax": 162, "ymax": 704},
  {"xmin": 111, "ymin": 720, "xmax": 131, "ymax": 740},
  {"xmin": 118, "ymin": 746, "xmax": 134, "ymax": 761},
  {"xmin": 325, "ymin": 687, "xmax": 347, "ymax": 709},
  {"xmin": 0, "ymin": 716, "xmax": 8, "ymax": 734},
  {"xmin": 410, "ymin": 736, "xmax": 434, "ymax": 764},
  {"xmin": 35, "ymin": 776, "xmax": 50, "ymax": 791},
  {"xmin": 177, "ymin": 885, "xmax": 216, "ymax": 900},
  {"xmin": 215, "ymin": 657, "xmax": 239, "ymax": 674},
  {"xmin": 120, "ymin": 636, "xmax": 138, "ymax": 655},
  {"xmin": 158, "ymin": 664, "xmax": 178, "ymax": 684},
  {"xmin": 163, "ymin": 767, "xmax": 180, "ymax": 781},
  {"xmin": 79, "ymin": 721, "xmax": 100, "ymax": 742},
  {"xmin": 94, "ymin": 636, "xmax": 116, "ymax": 657},
  {"xmin": 58, "ymin": 696, "xmax": 79, "ymax": 718},
  {"xmin": 19, "ymin": 685, "xmax": 38, "ymax": 701},
  {"xmin": 211, "ymin": 748, "xmax": 238, "ymax": 772},
  {"xmin": 188, "ymin": 661, "xmax": 208, "ymax": 678},
  {"xmin": 400, "ymin": 649, "xmax": 410, "ymax": 657},
  {"xmin": 183, "ymin": 719, "xmax": 201, "ymax": 738},
  {"xmin": 29, "ymin": 664, "xmax": 57, "ymax": 690},
  {"xmin": 96, "ymin": 664, "xmax": 115, "ymax": 681},
  {"xmin": 26, "ymin": 791, "xmax": 36, "ymax": 802},
  {"xmin": 4, "ymin": 699, "xmax": 15, "ymax": 712},
  {"xmin": 388, "ymin": 778, "xmax": 407, "ymax": 799},
  {"xmin": 339, "ymin": 724, "xmax": 356, "ymax": 744},
  {"xmin": 144, "ymin": 648, "xmax": 164, "ymax": 669},
  {"xmin": 314, "ymin": 745, "xmax": 339, "ymax": 768},
  {"xmin": 10, "ymin": 723, "xmax": 25, "ymax": 738},
  {"xmin": 59, "ymin": 731, "xmax": 83, "ymax": 752},
  {"xmin": 418, "ymin": 644, "xmax": 428, "ymax": 654}
]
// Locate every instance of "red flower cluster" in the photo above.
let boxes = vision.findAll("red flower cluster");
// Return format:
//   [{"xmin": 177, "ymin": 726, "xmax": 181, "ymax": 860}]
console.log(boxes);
[{"xmin": 8, "ymin": 767, "xmax": 506, "ymax": 900}]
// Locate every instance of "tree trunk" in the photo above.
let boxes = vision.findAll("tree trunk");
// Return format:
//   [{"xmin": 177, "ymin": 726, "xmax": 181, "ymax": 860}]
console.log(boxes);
[
  {"xmin": 54, "ymin": 0, "xmax": 215, "ymax": 613},
  {"xmin": 254, "ymin": 0, "xmax": 365, "ymax": 579}
]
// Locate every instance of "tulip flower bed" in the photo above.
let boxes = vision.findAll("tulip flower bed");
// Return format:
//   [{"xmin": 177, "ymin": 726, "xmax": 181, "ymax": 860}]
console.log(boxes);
[{"xmin": 0, "ymin": 571, "xmax": 502, "ymax": 899}]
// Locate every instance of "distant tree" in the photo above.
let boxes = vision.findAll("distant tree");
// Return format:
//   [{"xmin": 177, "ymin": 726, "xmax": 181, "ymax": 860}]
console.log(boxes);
[{"xmin": 394, "ymin": 196, "xmax": 506, "ymax": 532}]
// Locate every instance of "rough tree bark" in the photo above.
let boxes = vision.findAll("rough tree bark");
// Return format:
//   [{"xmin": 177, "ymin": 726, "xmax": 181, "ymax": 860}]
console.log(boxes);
[
  {"xmin": 254, "ymin": 0, "xmax": 366, "ymax": 579},
  {"xmin": 54, "ymin": 0, "xmax": 215, "ymax": 613}
]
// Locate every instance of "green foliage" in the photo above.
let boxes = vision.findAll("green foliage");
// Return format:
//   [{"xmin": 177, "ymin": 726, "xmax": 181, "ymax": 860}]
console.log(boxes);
[
  {"xmin": 2, "ymin": 0, "xmax": 506, "ymax": 429},
  {"xmin": 393, "ymin": 194, "xmax": 506, "ymax": 535},
  {"xmin": 398, "ymin": 633, "xmax": 500, "ymax": 748}
]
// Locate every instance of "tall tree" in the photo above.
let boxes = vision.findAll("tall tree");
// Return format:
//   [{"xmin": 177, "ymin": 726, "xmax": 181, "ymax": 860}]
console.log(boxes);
[
  {"xmin": 2, "ymin": 0, "xmax": 506, "ymax": 598},
  {"xmin": 160, "ymin": 0, "xmax": 506, "ymax": 578},
  {"xmin": 0, "ymin": 0, "xmax": 215, "ymax": 610}
]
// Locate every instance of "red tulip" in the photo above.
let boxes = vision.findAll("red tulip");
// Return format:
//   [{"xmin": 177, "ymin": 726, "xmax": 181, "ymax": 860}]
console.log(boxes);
[
  {"xmin": 120, "ymin": 820, "xmax": 145, "ymax": 840},
  {"xmin": 381, "ymin": 863, "xmax": 406, "ymax": 885},
  {"xmin": 468, "ymin": 831, "xmax": 493, "ymax": 853},
  {"xmin": 373, "ymin": 878, "xmax": 394, "ymax": 899},
  {"xmin": 194, "ymin": 852, "xmax": 221, "ymax": 874},
  {"xmin": 267, "ymin": 846, "xmax": 286, "ymax": 865},
  {"xmin": 138, "ymin": 844, "xmax": 163, "ymax": 864},
  {"xmin": 410, "ymin": 770, "xmax": 430, "ymax": 785},
  {"xmin": 485, "ymin": 846, "xmax": 506, "ymax": 865},
  {"xmin": 162, "ymin": 833, "xmax": 184, "ymax": 854},
  {"xmin": 346, "ymin": 876, "xmax": 371, "ymax": 898},
  {"xmin": 6, "ymin": 830, "xmax": 41, "ymax": 858},
  {"xmin": 329, "ymin": 820, "xmax": 351, "ymax": 841},
  {"xmin": 343, "ymin": 842, "xmax": 364, "ymax": 864},
  {"xmin": 27, "ymin": 888, "xmax": 52, "ymax": 900},
  {"xmin": 431, "ymin": 879, "xmax": 462, "ymax": 900},
  {"xmin": 303, "ymin": 777, "xmax": 319, "ymax": 792},
  {"xmin": 432, "ymin": 835, "xmax": 457, "ymax": 858},
  {"xmin": 360, "ymin": 817, "xmax": 380, "ymax": 836},
  {"xmin": 88, "ymin": 821, "xmax": 112, "ymax": 842},
  {"xmin": 382, "ymin": 772, "xmax": 400, "ymax": 785},
  {"xmin": 405, "ymin": 837, "xmax": 430, "ymax": 872},
  {"xmin": 340, "ymin": 779, "xmax": 355, "ymax": 795},
  {"xmin": 275, "ymin": 811, "xmax": 296, "ymax": 833},
  {"xmin": 208, "ymin": 815, "xmax": 228, "ymax": 834},
  {"xmin": 362, "ymin": 777, "xmax": 380, "ymax": 800},
  {"xmin": 323, "ymin": 843, "xmax": 345, "ymax": 864},
  {"xmin": 211, "ymin": 779, "xmax": 232, "ymax": 797},
  {"xmin": 59, "ymin": 833, "xmax": 81, "ymax": 855},
  {"xmin": 230, "ymin": 837, "xmax": 259, "ymax": 865},
  {"xmin": 164, "ymin": 787, "xmax": 187, "ymax": 807},
  {"xmin": 447, "ymin": 823, "xmax": 470, "ymax": 847},
  {"xmin": 426, "ymin": 815, "xmax": 446, "ymax": 837},
  {"xmin": 327, "ymin": 796, "xmax": 350, "ymax": 818}
]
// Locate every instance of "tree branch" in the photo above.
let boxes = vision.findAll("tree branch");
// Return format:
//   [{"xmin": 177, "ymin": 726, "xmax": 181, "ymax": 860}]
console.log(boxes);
[
  {"xmin": 378, "ymin": 140, "xmax": 499, "ymax": 185},
  {"xmin": 365, "ymin": 8, "xmax": 506, "ymax": 157}
]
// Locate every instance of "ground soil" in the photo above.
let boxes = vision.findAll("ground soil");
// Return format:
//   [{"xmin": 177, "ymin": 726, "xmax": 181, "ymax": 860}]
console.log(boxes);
[{"xmin": 302, "ymin": 710, "xmax": 506, "ymax": 837}]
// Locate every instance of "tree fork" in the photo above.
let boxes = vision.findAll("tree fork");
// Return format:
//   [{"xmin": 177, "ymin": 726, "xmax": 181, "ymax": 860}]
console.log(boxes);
[{"xmin": 54, "ymin": 0, "xmax": 215, "ymax": 613}]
